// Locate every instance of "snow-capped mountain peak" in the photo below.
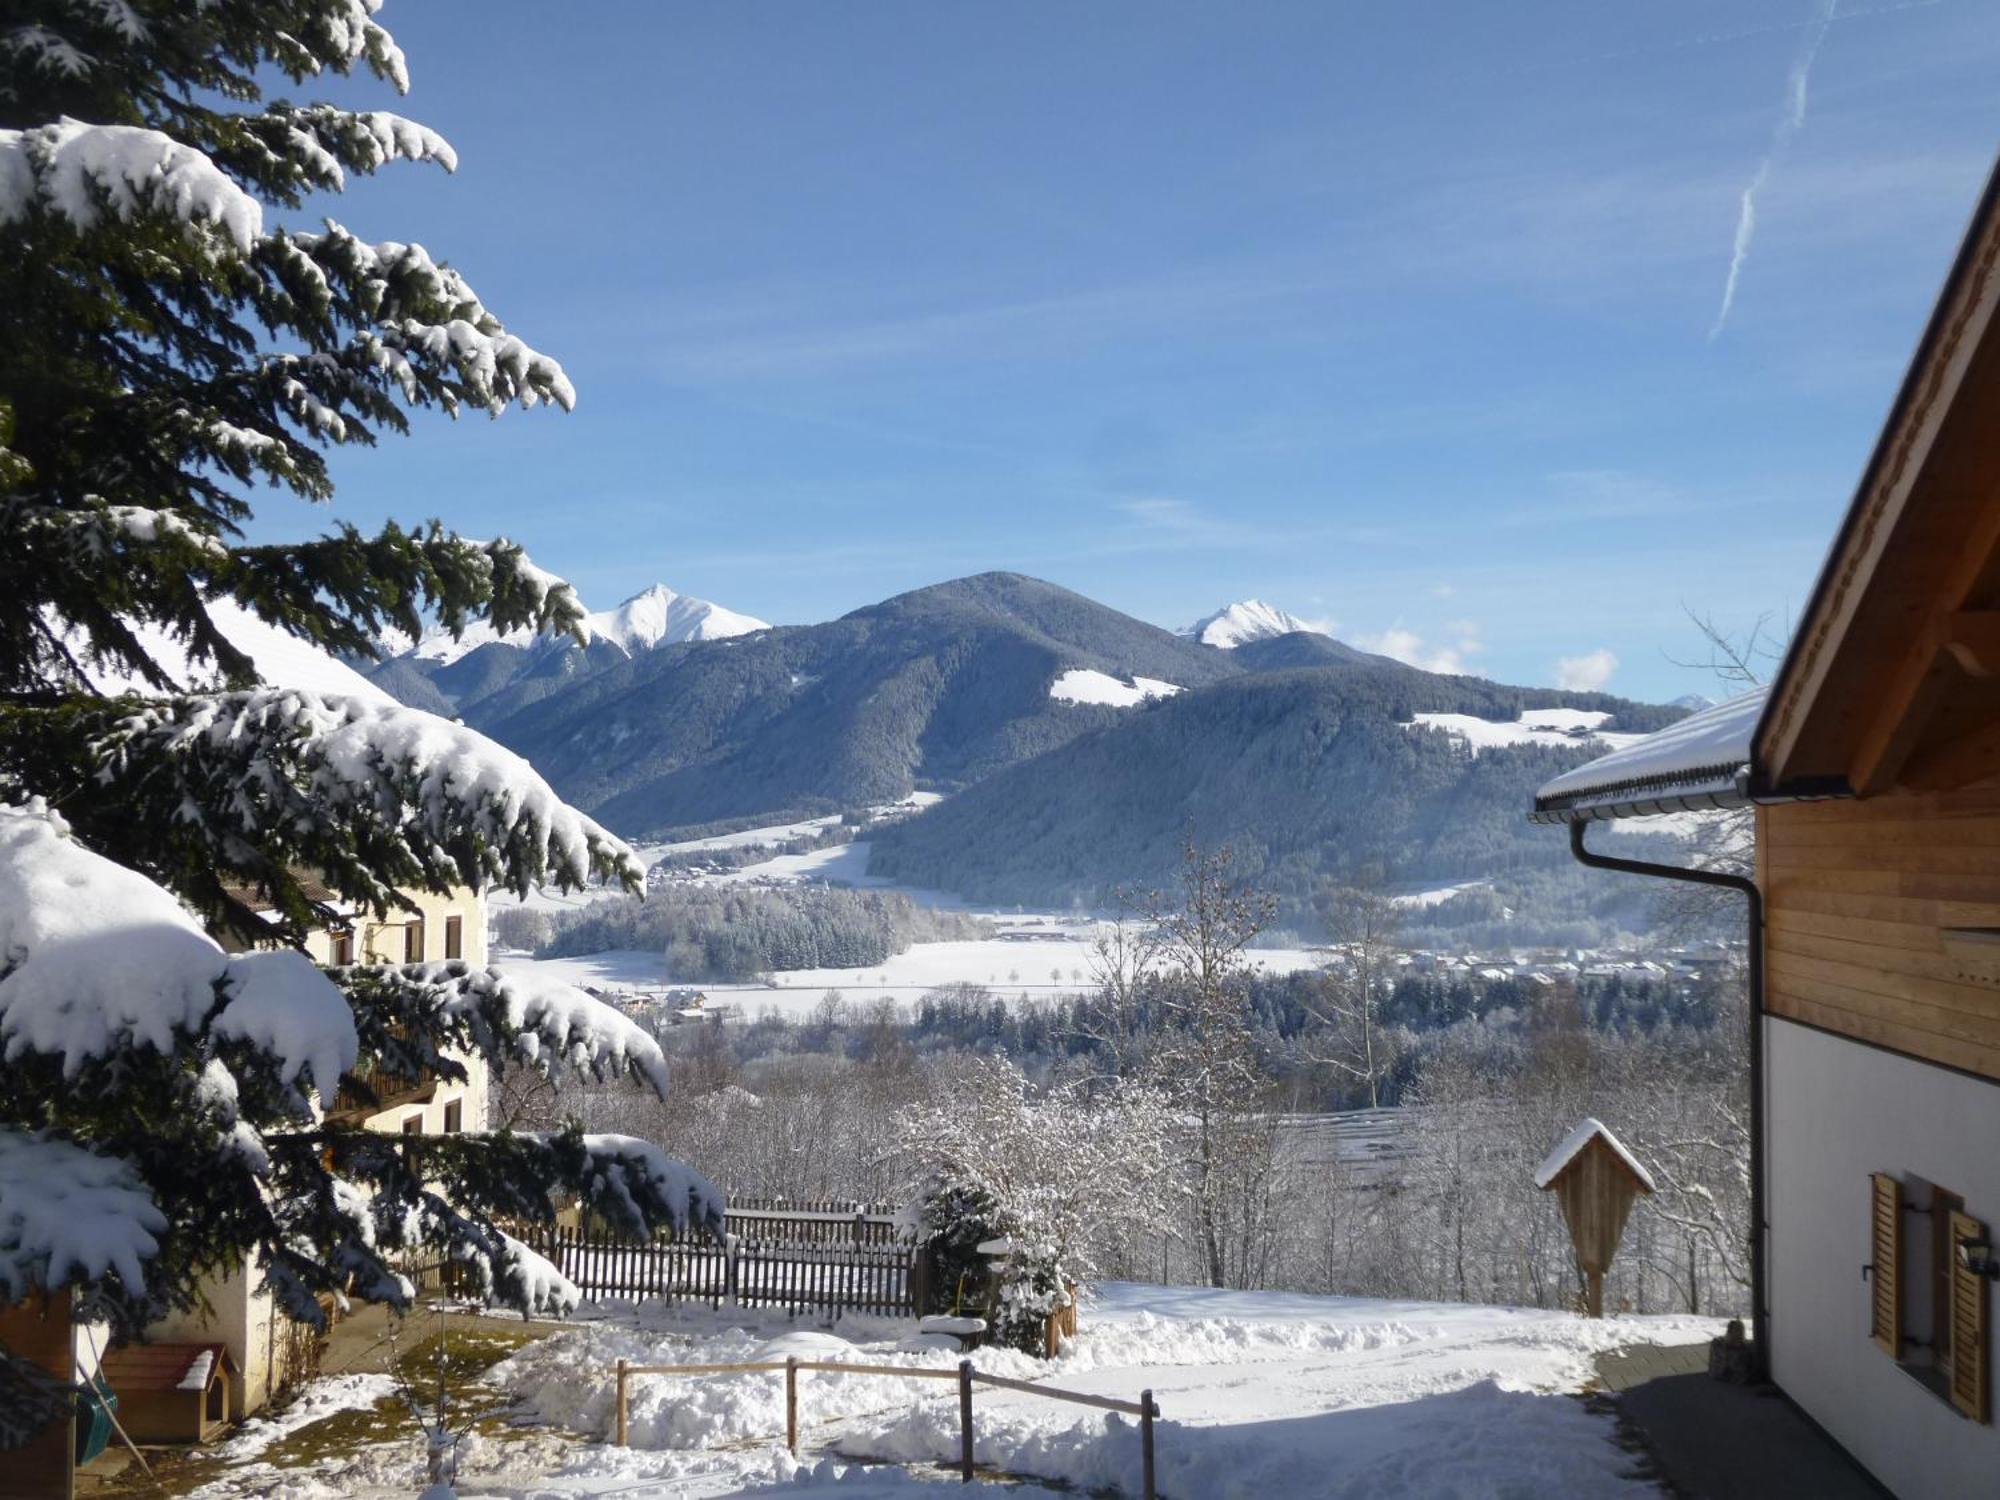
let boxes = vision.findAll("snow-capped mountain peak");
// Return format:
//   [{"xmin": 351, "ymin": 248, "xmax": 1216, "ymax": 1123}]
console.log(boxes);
[
  {"xmin": 586, "ymin": 584, "xmax": 769, "ymax": 654},
  {"xmin": 407, "ymin": 583, "xmax": 768, "ymax": 664},
  {"xmin": 1182, "ymin": 599, "xmax": 1321, "ymax": 649}
]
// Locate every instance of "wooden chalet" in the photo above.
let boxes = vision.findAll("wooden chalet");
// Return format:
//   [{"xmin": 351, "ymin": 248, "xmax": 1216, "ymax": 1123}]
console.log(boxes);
[{"xmin": 1530, "ymin": 157, "xmax": 2000, "ymax": 1497}]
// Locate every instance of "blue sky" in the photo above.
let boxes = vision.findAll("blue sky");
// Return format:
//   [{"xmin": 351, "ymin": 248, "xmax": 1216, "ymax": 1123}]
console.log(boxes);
[{"xmin": 262, "ymin": 0, "xmax": 2000, "ymax": 701}]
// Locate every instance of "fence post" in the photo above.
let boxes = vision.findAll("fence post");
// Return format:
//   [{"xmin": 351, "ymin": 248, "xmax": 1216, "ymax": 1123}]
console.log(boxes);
[
  {"xmin": 615, "ymin": 1359, "xmax": 628, "ymax": 1448},
  {"xmin": 786, "ymin": 1356, "xmax": 799, "ymax": 1455},
  {"xmin": 958, "ymin": 1359, "xmax": 974, "ymax": 1484},
  {"xmin": 725, "ymin": 1233, "xmax": 740, "ymax": 1309},
  {"xmin": 1141, "ymin": 1389, "xmax": 1156, "ymax": 1500}
]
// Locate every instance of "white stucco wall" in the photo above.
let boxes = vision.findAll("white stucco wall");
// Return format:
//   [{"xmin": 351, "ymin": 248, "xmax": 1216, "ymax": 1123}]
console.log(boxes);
[{"xmin": 1768, "ymin": 1016, "xmax": 2000, "ymax": 1496}]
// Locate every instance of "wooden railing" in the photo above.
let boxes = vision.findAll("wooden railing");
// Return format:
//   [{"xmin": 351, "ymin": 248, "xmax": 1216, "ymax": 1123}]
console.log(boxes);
[
  {"xmin": 613, "ymin": 1356, "xmax": 1159, "ymax": 1497},
  {"xmin": 536, "ymin": 1223, "xmax": 916, "ymax": 1317},
  {"xmin": 327, "ymin": 1062, "xmax": 438, "ymax": 1119}
]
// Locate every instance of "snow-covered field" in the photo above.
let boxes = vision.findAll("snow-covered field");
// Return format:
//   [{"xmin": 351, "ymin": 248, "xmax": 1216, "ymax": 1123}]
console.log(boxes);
[
  {"xmin": 1404, "ymin": 707, "xmax": 1646, "ymax": 755},
  {"xmin": 501, "ymin": 925, "xmax": 1327, "ymax": 1022},
  {"xmin": 191, "ymin": 1284, "xmax": 1717, "ymax": 1498}
]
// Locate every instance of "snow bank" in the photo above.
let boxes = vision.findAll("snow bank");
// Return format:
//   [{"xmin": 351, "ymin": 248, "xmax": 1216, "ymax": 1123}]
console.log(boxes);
[
  {"xmin": 0, "ymin": 1129, "xmax": 166, "ymax": 1300},
  {"xmin": 847, "ymin": 1375, "xmax": 1657, "ymax": 1500},
  {"xmin": 1048, "ymin": 670, "xmax": 1181, "ymax": 707}
]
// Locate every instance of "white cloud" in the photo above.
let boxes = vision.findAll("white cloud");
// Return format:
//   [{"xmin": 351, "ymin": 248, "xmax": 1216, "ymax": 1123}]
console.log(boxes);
[
  {"xmin": 1555, "ymin": 647, "xmax": 1619, "ymax": 692},
  {"xmin": 1355, "ymin": 620, "xmax": 1485, "ymax": 675}
]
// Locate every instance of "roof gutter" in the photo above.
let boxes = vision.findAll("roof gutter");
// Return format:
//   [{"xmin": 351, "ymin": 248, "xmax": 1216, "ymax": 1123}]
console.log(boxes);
[{"xmin": 1566, "ymin": 818, "xmax": 1768, "ymax": 1376}]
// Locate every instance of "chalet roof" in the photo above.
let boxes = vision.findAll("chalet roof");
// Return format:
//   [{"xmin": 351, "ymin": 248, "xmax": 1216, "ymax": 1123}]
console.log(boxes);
[
  {"xmin": 1533, "ymin": 1117, "xmax": 1654, "ymax": 1193},
  {"xmin": 100, "ymin": 1340, "xmax": 233, "ymax": 1393},
  {"xmin": 1529, "ymin": 688, "xmax": 1765, "ymax": 824}
]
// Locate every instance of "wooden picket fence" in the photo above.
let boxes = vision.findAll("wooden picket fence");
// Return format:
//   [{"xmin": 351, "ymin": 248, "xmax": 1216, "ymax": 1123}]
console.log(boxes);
[{"xmin": 535, "ymin": 1219, "xmax": 917, "ymax": 1317}]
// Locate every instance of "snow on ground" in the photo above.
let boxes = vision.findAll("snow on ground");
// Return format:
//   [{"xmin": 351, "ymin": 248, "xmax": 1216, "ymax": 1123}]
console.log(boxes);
[
  {"xmin": 1405, "ymin": 709, "xmax": 1646, "ymax": 756},
  {"xmin": 1048, "ymin": 669, "xmax": 1181, "ymax": 707},
  {"xmin": 500, "ymin": 927, "xmax": 1327, "ymax": 1022},
  {"xmin": 205, "ymin": 1283, "xmax": 1712, "ymax": 1498}
]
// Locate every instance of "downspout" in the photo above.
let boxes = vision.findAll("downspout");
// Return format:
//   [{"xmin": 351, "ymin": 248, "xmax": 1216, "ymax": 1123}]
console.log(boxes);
[{"xmin": 1568, "ymin": 817, "xmax": 1768, "ymax": 1377}]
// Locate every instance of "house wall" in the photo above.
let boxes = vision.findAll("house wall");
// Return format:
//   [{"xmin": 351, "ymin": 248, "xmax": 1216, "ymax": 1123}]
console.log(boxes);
[
  {"xmin": 147, "ymin": 887, "xmax": 493, "ymax": 1416},
  {"xmin": 301, "ymin": 884, "xmax": 487, "ymax": 969},
  {"xmin": 1767, "ymin": 1016, "xmax": 2000, "ymax": 1495},
  {"xmin": 318, "ymin": 884, "xmax": 490, "ymax": 1135},
  {"xmin": 1760, "ymin": 786, "xmax": 2000, "ymax": 1081}
]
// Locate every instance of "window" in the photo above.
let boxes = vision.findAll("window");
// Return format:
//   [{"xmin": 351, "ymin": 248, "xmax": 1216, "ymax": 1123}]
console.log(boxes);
[
  {"xmin": 443, "ymin": 914, "xmax": 463, "ymax": 961},
  {"xmin": 328, "ymin": 928, "xmax": 353, "ymax": 967},
  {"xmin": 404, "ymin": 918, "xmax": 425, "ymax": 963},
  {"xmin": 401, "ymin": 1114, "xmax": 422, "ymax": 1135},
  {"xmin": 443, "ymin": 1099, "xmax": 462, "ymax": 1134},
  {"xmin": 1870, "ymin": 1172, "xmax": 1990, "ymax": 1423}
]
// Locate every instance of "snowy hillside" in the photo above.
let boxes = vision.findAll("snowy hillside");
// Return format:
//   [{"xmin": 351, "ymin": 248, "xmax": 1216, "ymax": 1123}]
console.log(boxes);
[
  {"xmin": 1048, "ymin": 668, "xmax": 1182, "ymax": 706},
  {"xmin": 80, "ymin": 598, "xmax": 395, "ymax": 704},
  {"xmin": 1403, "ymin": 707, "xmax": 1647, "ymax": 755},
  {"xmin": 406, "ymin": 582, "xmax": 768, "ymax": 664},
  {"xmin": 1182, "ymin": 599, "xmax": 1321, "ymax": 649}
]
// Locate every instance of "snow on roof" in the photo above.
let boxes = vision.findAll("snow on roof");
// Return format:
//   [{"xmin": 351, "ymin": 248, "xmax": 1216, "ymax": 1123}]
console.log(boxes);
[
  {"xmin": 1533, "ymin": 1117, "xmax": 1654, "ymax": 1192},
  {"xmin": 1531, "ymin": 687, "xmax": 1766, "ymax": 821},
  {"xmin": 0, "ymin": 1128, "xmax": 167, "ymax": 1300}
]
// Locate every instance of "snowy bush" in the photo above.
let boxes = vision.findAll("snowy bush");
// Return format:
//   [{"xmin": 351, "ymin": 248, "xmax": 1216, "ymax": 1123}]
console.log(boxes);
[{"xmin": 897, "ymin": 1055, "xmax": 1181, "ymax": 1354}]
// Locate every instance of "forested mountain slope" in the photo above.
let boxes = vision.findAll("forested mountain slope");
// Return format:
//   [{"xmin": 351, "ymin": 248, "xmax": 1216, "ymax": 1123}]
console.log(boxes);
[
  {"xmin": 358, "ymin": 571, "xmax": 1688, "ymax": 926},
  {"xmin": 869, "ymin": 662, "xmax": 1687, "ymax": 922},
  {"xmin": 469, "ymin": 573, "xmax": 1240, "ymax": 835}
]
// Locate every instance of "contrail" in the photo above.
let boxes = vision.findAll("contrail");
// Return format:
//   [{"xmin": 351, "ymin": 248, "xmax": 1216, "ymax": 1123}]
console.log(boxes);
[{"xmin": 1710, "ymin": 0, "xmax": 1838, "ymax": 339}]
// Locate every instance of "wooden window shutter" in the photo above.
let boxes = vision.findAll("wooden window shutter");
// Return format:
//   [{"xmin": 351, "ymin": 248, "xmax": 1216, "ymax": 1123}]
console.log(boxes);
[
  {"xmin": 1949, "ymin": 1209, "xmax": 1990, "ymax": 1423},
  {"xmin": 1870, "ymin": 1172, "xmax": 1902, "ymax": 1356}
]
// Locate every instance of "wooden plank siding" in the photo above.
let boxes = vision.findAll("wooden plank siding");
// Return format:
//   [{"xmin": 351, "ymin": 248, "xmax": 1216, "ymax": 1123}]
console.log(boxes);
[{"xmin": 1761, "ymin": 786, "xmax": 2000, "ymax": 1080}]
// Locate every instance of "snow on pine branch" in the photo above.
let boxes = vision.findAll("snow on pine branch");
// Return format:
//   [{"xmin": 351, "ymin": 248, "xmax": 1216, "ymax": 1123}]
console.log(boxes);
[
  {"xmin": 340, "ymin": 962, "xmax": 672, "ymax": 1096},
  {"xmin": 0, "ymin": 118, "xmax": 262, "ymax": 251},
  {"xmin": 0, "ymin": 800, "xmax": 358, "ymax": 1094},
  {"xmin": 576, "ymin": 1135, "xmax": 726, "ymax": 1240},
  {"xmin": 0, "ymin": 1128, "xmax": 166, "ymax": 1301},
  {"xmin": 285, "ymin": 225, "xmax": 575, "ymax": 412},
  {"xmin": 92, "ymin": 691, "xmax": 640, "ymax": 903}
]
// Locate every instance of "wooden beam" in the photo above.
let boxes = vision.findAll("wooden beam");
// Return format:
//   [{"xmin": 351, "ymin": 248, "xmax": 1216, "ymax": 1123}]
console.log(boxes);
[
  {"xmin": 1899, "ymin": 712, "xmax": 2000, "ymax": 793},
  {"xmin": 1850, "ymin": 629, "xmax": 1967, "ymax": 795}
]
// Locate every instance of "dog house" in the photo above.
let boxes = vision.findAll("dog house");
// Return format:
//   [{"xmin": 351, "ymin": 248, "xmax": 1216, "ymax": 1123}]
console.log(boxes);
[{"xmin": 98, "ymin": 1341, "xmax": 236, "ymax": 1443}]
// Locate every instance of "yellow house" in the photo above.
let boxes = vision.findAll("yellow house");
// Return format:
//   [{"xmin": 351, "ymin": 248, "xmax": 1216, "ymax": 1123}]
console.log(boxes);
[{"xmin": 146, "ymin": 882, "xmax": 490, "ymax": 1419}]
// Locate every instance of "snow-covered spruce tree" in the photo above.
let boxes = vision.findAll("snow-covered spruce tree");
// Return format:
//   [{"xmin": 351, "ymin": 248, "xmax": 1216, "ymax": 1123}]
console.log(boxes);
[{"xmin": 0, "ymin": 0, "xmax": 719, "ymax": 1349}]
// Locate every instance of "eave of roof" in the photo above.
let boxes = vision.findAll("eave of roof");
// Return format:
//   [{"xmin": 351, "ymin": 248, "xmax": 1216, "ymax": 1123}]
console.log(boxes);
[{"xmin": 1528, "ymin": 687, "xmax": 1768, "ymax": 824}]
